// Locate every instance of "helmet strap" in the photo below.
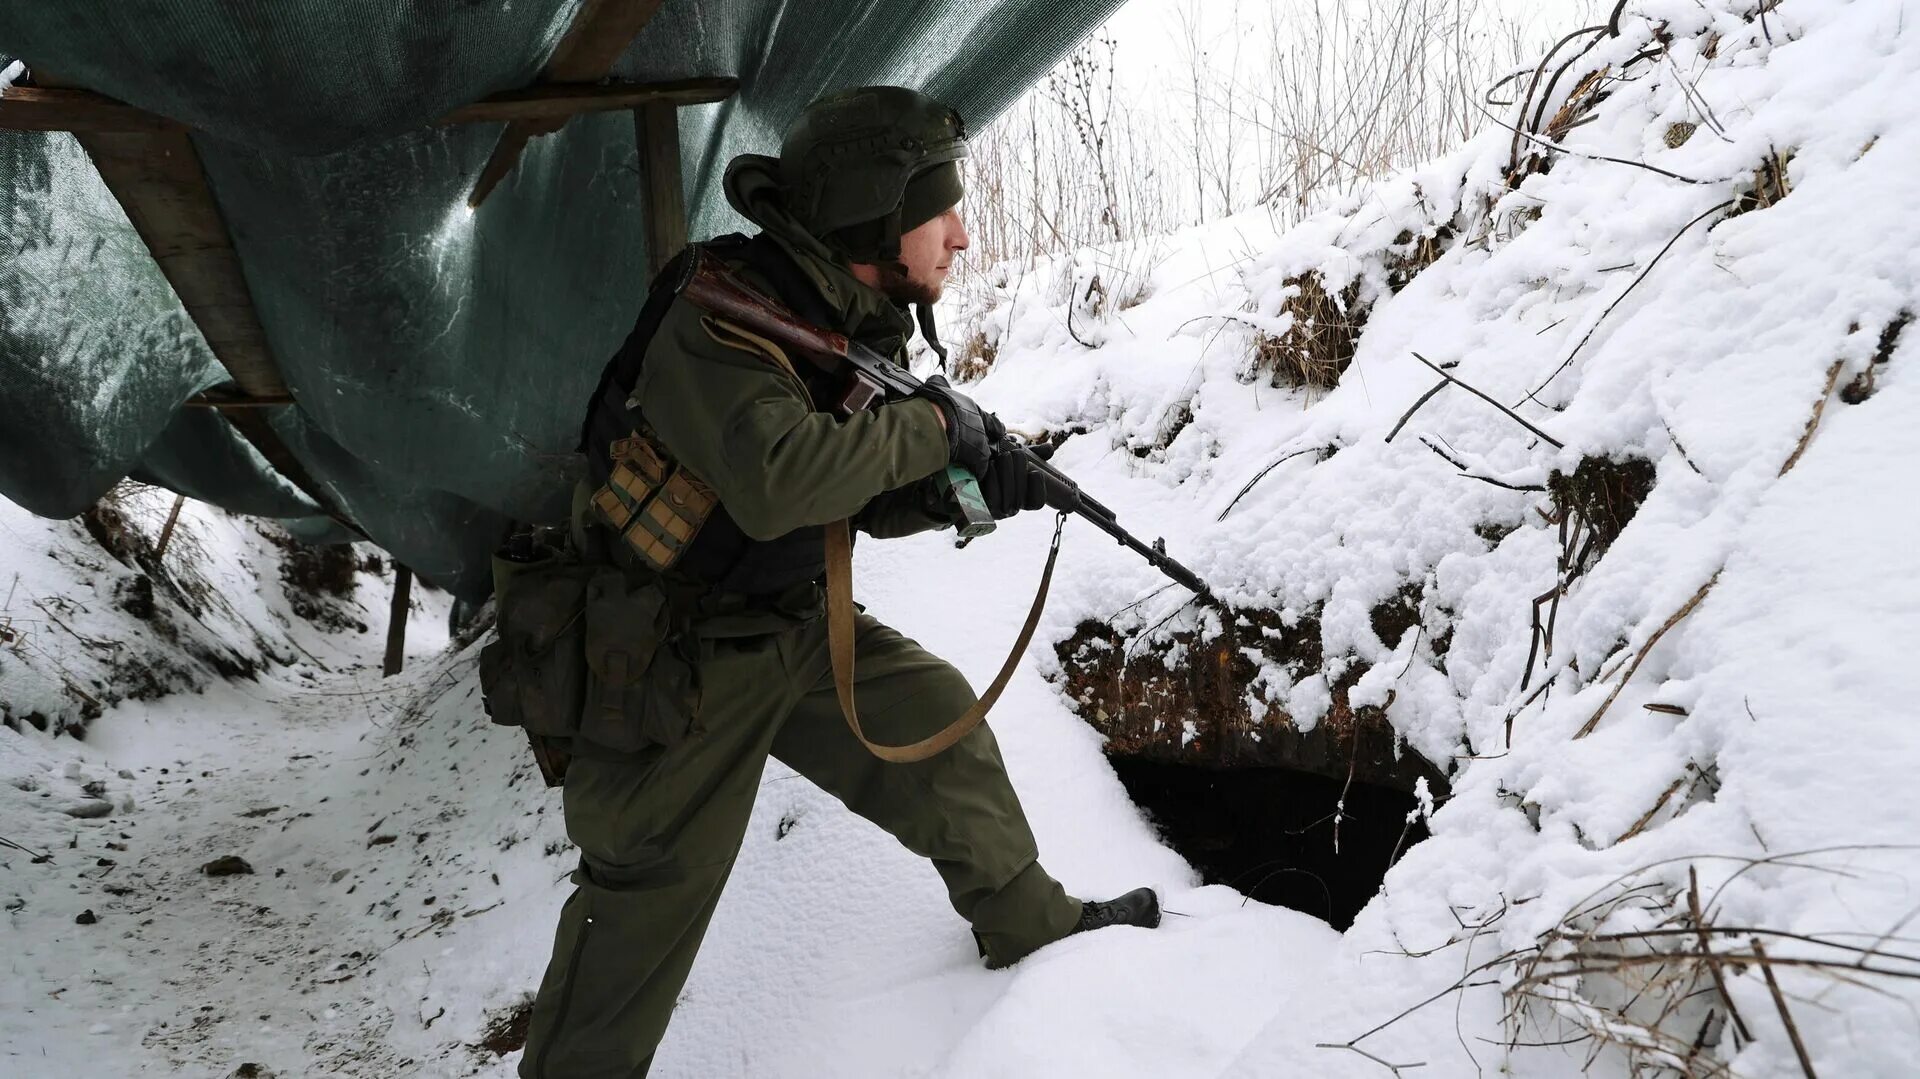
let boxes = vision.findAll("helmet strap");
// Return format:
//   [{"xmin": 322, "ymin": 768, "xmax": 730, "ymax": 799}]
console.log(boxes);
[{"xmin": 916, "ymin": 302, "xmax": 949, "ymax": 371}]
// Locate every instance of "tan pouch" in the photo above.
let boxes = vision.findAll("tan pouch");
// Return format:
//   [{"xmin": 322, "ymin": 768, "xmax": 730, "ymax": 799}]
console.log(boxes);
[{"xmin": 590, "ymin": 433, "xmax": 718, "ymax": 572}]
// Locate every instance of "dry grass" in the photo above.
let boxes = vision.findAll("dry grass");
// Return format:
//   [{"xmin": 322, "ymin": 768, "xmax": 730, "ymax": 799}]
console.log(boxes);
[
  {"xmin": 1730, "ymin": 148, "xmax": 1796, "ymax": 217},
  {"xmin": 950, "ymin": 329, "xmax": 998, "ymax": 383},
  {"xmin": 1251, "ymin": 273, "xmax": 1367, "ymax": 392},
  {"xmin": 1545, "ymin": 65, "xmax": 1613, "ymax": 142}
]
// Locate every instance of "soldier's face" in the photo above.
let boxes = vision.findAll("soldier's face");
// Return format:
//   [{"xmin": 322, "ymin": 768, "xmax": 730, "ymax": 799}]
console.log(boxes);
[{"xmin": 857, "ymin": 206, "xmax": 969, "ymax": 306}]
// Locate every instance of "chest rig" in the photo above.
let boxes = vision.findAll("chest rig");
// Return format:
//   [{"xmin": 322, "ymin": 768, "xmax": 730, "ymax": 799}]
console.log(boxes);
[{"xmin": 577, "ymin": 234, "xmax": 881, "ymax": 597}]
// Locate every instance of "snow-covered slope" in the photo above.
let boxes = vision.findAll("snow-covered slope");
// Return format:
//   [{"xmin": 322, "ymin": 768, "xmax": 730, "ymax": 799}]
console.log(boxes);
[
  {"xmin": 951, "ymin": 0, "xmax": 1920, "ymax": 1072},
  {"xmin": 6, "ymin": 1, "xmax": 1919, "ymax": 1075}
]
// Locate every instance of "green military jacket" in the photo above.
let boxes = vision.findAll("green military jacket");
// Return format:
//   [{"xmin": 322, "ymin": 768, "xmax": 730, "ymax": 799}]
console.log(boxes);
[{"xmin": 622, "ymin": 158, "xmax": 955, "ymax": 623}]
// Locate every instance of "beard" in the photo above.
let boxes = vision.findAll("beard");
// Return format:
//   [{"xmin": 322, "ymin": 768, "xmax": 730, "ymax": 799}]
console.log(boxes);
[{"xmin": 869, "ymin": 260, "xmax": 944, "ymax": 307}]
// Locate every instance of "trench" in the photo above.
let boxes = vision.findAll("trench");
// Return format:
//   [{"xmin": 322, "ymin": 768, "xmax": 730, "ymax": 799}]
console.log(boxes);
[{"xmin": 1111, "ymin": 757, "xmax": 1428, "ymax": 930}]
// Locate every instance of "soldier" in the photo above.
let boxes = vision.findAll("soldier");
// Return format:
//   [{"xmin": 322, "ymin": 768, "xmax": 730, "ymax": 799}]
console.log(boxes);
[{"xmin": 515, "ymin": 86, "xmax": 1160, "ymax": 1077}]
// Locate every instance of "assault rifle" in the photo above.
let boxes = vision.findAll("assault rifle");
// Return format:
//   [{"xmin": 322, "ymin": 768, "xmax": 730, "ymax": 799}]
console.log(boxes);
[{"xmin": 678, "ymin": 247, "xmax": 1213, "ymax": 601}]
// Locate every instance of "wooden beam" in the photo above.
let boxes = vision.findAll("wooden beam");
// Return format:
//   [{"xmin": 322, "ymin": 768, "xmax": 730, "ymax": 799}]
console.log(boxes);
[
  {"xmin": 0, "ymin": 86, "xmax": 185, "ymax": 133},
  {"xmin": 441, "ymin": 77, "xmax": 736, "ymax": 124},
  {"xmin": 78, "ymin": 129, "xmax": 285, "ymax": 395},
  {"xmin": 58, "ymin": 118, "xmax": 358, "ymax": 533},
  {"xmin": 468, "ymin": 0, "xmax": 671, "ymax": 208},
  {"xmin": 2, "ymin": 78, "xmax": 739, "ymax": 136},
  {"xmin": 184, "ymin": 392, "xmax": 298, "ymax": 409},
  {"xmin": 382, "ymin": 565, "xmax": 412, "ymax": 677},
  {"xmin": 152, "ymin": 493, "xmax": 187, "ymax": 562},
  {"xmin": 636, "ymin": 102, "xmax": 687, "ymax": 277}
]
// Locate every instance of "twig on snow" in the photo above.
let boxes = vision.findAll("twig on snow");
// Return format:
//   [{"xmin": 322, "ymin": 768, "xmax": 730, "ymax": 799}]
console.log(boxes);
[
  {"xmin": 1313, "ymin": 1041, "xmax": 1428, "ymax": 1075},
  {"xmin": 1523, "ymin": 200, "xmax": 1736, "ymax": 406},
  {"xmin": 1217, "ymin": 444, "xmax": 1331, "ymax": 520},
  {"xmin": 1576, "ymin": 572, "xmax": 1720, "ymax": 737},
  {"xmin": 1419, "ymin": 437, "xmax": 1546, "ymax": 493},
  {"xmin": 1778, "ymin": 360, "xmax": 1846, "ymax": 477},
  {"xmin": 1753, "ymin": 939, "xmax": 1821, "ymax": 1078},
  {"xmin": 1663, "ymin": 419, "xmax": 1705, "ymax": 476},
  {"xmin": 1385, "ymin": 380, "xmax": 1449, "ymax": 443},
  {"xmin": 1411, "ymin": 352, "xmax": 1563, "ymax": 448},
  {"xmin": 1615, "ymin": 774, "xmax": 1690, "ymax": 844},
  {"xmin": 1690, "ymin": 867, "xmax": 1753, "ymax": 1044},
  {"xmin": 1, "ymin": 833, "xmax": 54, "ymax": 863},
  {"xmin": 1476, "ymin": 99, "xmax": 1712, "ymax": 187}
]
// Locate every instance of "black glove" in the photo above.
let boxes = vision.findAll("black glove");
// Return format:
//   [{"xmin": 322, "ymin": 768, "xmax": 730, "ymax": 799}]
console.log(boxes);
[
  {"xmin": 913, "ymin": 375, "xmax": 1003, "ymax": 477},
  {"xmin": 979, "ymin": 440, "xmax": 1052, "ymax": 519}
]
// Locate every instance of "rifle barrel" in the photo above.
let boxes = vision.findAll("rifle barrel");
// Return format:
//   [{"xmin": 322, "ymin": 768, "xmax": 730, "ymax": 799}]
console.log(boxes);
[{"xmin": 1022, "ymin": 448, "xmax": 1213, "ymax": 600}]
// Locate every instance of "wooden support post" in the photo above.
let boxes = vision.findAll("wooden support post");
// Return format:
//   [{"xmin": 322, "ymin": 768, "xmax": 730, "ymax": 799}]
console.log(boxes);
[
  {"xmin": 636, "ymin": 101, "xmax": 687, "ymax": 276},
  {"xmin": 383, "ymin": 565, "xmax": 412, "ymax": 677},
  {"xmin": 467, "ymin": 0, "xmax": 671, "ymax": 207},
  {"xmin": 153, "ymin": 493, "xmax": 187, "ymax": 562}
]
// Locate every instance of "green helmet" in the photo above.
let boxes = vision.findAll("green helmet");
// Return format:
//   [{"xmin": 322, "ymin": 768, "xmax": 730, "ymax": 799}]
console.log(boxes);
[{"xmin": 777, "ymin": 86, "xmax": 968, "ymax": 262}]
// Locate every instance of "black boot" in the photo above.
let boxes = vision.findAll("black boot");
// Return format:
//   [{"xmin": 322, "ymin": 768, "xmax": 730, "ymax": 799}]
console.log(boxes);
[
  {"xmin": 975, "ymin": 887, "xmax": 1163, "ymax": 969},
  {"xmin": 1071, "ymin": 887, "xmax": 1162, "ymax": 935}
]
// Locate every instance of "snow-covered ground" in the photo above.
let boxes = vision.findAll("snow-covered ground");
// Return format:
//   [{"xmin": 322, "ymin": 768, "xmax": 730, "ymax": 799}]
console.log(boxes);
[{"xmin": 7, "ymin": 0, "xmax": 1920, "ymax": 1075}]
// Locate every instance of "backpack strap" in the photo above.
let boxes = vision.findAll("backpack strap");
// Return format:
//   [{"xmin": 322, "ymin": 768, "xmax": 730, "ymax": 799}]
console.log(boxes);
[{"xmin": 577, "ymin": 234, "xmax": 755, "ymax": 487}]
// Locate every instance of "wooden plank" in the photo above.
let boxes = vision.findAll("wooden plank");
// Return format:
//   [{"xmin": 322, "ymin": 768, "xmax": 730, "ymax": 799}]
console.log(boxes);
[
  {"xmin": 184, "ymin": 392, "xmax": 299, "ymax": 409},
  {"xmin": 468, "ymin": 0, "xmax": 672, "ymax": 207},
  {"xmin": 0, "ymin": 86, "xmax": 185, "ymax": 133},
  {"xmin": 636, "ymin": 101, "xmax": 687, "ymax": 277},
  {"xmin": 77, "ymin": 129, "xmax": 284, "ymax": 397},
  {"xmin": 545, "ymin": 1, "xmax": 673, "ymax": 89},
  {"xmin": 67, "ymin": 125, "xmax": 359, "ymax": 533},
  {"xmin": 441, "ymin": 77, "xmax": 736, "ymax": 124},
  {"xmin": 382, "ymin": 565, "xmax": 412, "ymax": 677},
  {"xmin": 2, "ymin": 78, "xmax": 737, "ymax": 136}
]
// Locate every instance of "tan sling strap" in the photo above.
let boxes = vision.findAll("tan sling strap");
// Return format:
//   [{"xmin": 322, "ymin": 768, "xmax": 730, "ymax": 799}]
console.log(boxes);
[{"xmin": 823, "ymin": 512, "xmax": 1065, "ymax": 763}]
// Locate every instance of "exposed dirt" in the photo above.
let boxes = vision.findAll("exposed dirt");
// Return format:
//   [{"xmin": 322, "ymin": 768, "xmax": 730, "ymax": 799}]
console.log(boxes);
[
  {"xmin": 475, "ymin": 999, "xmax": 534, "ymax": 1057},
  {"xmin": 1547, "ymin": 454, "xmax": 1657, "ymax": 559},
  {"xmin": 1054, "ymin": 605, "xmax": 1447, "ymax": 796}
]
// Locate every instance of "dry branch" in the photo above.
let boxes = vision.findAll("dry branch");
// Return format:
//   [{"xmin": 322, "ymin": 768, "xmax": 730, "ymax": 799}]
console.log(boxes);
[
  {"xmin": 1778, "ymin": 360, "xmax": 1846, "ymax": 477},
  {"xmin": 1752, "ymin": 941, "xmax": 1820, "ymax": 1078},
  {"xmin": 1410, "ymin": 352, "xmax": 1563, "ymax": 447},
  {"xmin": 1576, "ymin": 573, "xmax": 1720, "ymax": 738}
]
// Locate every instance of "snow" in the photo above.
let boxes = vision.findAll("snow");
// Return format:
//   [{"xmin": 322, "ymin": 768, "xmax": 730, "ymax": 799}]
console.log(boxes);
[{"xmin": 8, "ymin": 0, "xmax": 1920, "ymax": 1074}]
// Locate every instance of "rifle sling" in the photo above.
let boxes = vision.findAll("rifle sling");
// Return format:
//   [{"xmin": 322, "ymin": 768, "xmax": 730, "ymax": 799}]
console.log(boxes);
[{"xmin": 822, "ymin": 513, "xmax": 1063, "ymax": 763}]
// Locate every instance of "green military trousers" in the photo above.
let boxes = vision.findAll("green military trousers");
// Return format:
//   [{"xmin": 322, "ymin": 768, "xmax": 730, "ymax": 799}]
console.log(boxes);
[{"xmin": 518, "ymin": 610, "xmax": 1082, "ymax": 1078}]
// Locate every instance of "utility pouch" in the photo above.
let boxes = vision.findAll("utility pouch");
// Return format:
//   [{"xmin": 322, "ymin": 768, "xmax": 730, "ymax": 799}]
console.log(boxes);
[
  {"xmin": 590, "ymin": 433, "xmax": 718, "ymax": 573},
  {"xmin": 579, "ymin": 572, "xmax": 701, "ymax": 753},
  {"xmin": 477, "ymin": 556, "xmax": 595, "ymax": 741}
]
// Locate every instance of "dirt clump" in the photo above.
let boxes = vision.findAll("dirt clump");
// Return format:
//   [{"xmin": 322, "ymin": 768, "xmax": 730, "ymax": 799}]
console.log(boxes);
[
  {"xmin": 475, "ymin": 998, "xmax": 534, "ymax": 1057},
  {"xmin": 1547, "ymin": 454, "xmax": 1657, "ymax": 558}
]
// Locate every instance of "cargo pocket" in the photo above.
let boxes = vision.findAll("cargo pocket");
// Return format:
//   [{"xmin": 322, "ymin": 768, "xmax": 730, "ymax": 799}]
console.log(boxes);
[
  {"xmin": 579, "ymin": 572, "xmax": 702, "ymax": 753},
  {"xmin": 478, "ymin": 561, "xmax": 593, "ymax": 737}
]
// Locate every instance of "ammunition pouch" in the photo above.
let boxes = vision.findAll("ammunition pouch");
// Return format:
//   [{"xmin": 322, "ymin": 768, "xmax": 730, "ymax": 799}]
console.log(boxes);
[
  {"xmin": 590, "ymin": 433, "xmax": 718, "ymax": 573},
  {"xmin": 579, "ymin": 571, "xmax": 702, "ymax": 754},
  {"xmin": 478, "ymin": 538, "xmax": 702, "ymax": 783}
]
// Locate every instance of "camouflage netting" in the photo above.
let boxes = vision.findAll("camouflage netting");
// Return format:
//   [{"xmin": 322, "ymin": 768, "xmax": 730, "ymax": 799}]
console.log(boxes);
[{"xmin": 0, "ymin": 1, "xmax": 1121, "ymax": 597}]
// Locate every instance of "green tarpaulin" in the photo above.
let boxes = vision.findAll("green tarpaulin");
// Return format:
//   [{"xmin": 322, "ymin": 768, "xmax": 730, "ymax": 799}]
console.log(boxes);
[{"xmin": 0, "ymin": 1, "xmax": 1120, "ymax": 597}]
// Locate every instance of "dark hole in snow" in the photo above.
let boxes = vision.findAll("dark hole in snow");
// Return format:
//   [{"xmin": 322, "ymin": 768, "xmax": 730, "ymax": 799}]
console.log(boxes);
[{"xmin": 1110, "ymin": 757, "xmax": 1427, "ymax": 930}]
